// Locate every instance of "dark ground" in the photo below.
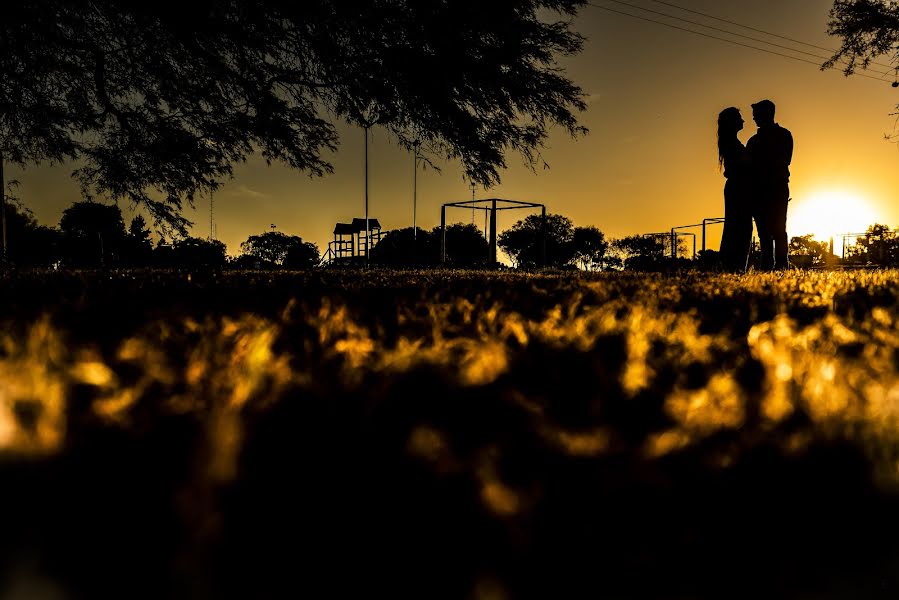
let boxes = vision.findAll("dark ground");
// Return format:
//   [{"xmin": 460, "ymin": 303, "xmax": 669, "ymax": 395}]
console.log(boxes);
[{"xmin": 0, "ymin": 268, "xmax": 898, "ymax": 599}]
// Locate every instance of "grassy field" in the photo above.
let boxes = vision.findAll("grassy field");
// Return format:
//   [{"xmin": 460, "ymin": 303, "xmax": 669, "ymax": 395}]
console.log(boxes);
[{"xmin": 1, "ymin": 268, "xmax": 899, "ymax": 599}]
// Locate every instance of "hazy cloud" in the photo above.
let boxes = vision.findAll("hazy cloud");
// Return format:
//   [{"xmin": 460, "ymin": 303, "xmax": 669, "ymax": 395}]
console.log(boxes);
[{"xmin": 227, "ymin": 185, "xmax": 270, "ymax": 200}]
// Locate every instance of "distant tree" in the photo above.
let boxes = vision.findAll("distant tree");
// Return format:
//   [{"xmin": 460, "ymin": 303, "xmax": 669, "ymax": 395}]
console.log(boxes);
[
  {"xmin": 59, "ymin": 201, "xmax": 127, "ymax": 266},
  {"xmin": 125, "ymin": 215, "xmax": 154, "ymax": 266},
  {"xmin": 0, "ymin": 1, "xmax": 587, "ymax": 237},
  {"xmin": 170, "ymin": 237, "xmax": 227, "ymax": 269},
  {"xmin": 499, "ymin": 213, "xmax": 575, "ymax": 268},
  {"xmin": 1, "ymin": 200, "xmax": 61, "ymax": 266},
  {"xmin": 827, "ymin": 2, "xmax": 899, "ymax": 133},
  {"xmin": 240, "ymin": 231, "xmax": 314, "ymax": 266},
  {"xmin": 284, "ymin": 240, "xmax": 321, "ymax": 269},
  {"xmin": 571, "ymin": 226, "xmax": 610, "ymax": 271},
  {"xmin": 849, "ymin": 223, "xmax": 899, "ymax": 265},
  {"xmin": 695, "ymin": 249, "xmax": 720, "ymax": 271},
  {"xmin": 789, "ymin": 235, "xmax": 833, "ymax": 268},
  {"xmin": 440, "ymin": 223, "xmax": 491, "ymax": 268},
  {"xmin": 612, "ymin": 235, "xmax": 668, "ymax": 271},
  {"xmin": 370, "ymin": 228, "xmax": 437, "ymax": 267},
  {"xmin": 229, "ymin": 254, "xmax": 267, "ymax": 270}
]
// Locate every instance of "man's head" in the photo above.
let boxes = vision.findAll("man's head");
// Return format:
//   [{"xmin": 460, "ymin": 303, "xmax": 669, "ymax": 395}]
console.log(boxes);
[{"xmin": 751, "ymin": 99, "xmax": 776, "ymax": 127}]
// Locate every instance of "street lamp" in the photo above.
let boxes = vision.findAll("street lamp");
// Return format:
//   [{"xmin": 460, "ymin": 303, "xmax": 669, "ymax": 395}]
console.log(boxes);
[{"xmin": 413, "ymin": 141, "xmax": 420, "ymax": 241}]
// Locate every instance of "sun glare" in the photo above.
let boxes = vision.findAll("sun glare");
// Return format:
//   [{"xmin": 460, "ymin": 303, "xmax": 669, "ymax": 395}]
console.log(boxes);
[{"xmin": 788, "ymin": 190, "xmax": 879, "ymax": 255}]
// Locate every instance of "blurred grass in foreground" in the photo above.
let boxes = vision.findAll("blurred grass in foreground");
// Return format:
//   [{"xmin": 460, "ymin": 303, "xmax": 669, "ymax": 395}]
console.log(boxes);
[{"xmin": 1, "ymin": 269, "xmax": 898, "ymax": 599}]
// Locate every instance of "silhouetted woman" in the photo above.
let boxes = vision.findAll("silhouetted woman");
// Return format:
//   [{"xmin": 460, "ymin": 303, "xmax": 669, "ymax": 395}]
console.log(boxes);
[{"xmin": 717, "ymin": 107, "xmax": 752, "ymax": 272}]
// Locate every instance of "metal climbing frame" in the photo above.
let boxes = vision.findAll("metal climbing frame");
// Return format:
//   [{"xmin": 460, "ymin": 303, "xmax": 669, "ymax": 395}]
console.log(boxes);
[{"xmin": 440, "ymin": 199, "xmax": 547, "ymax": 267}]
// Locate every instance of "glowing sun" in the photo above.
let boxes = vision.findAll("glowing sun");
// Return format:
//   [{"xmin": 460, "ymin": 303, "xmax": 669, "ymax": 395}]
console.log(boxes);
[{"xmin": 788, "ymin": 190, "xmax": 879, "ymax": 251}]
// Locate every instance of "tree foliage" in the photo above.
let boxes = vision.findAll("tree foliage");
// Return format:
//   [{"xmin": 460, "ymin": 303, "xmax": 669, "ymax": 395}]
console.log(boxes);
[
  {"xmin": 441, "ymin": 223, "xmax": 490, "ymax": 267},
  {"xmin": 126, "ymin": 215, "xmax": 154, "ymax": 264},
  {"xmin": 848, "ymin": 223, "xmax": 899, "ymax": 265},
  {"xmin": 240, "ymin": 231, "xmax": 318, "ymax": 266},
  {"xmin": 571, "ymin": 226, "xmax": 611, "ymax": 271},
  {"xmin": 789, "ymin": 235, "xmax": 832, "ymax": 268},
  {"xmin": 1, "ymin": 1, "xmax": 588, "ymax": 233},
  {"xmin": 1, "ymin": 200, "xmax": 60, "ymax": 266},
  {"xmin": 370, "ymin": 227, "xmax": 437, "ymax": 268},
  {"xmin": 612, "ymin": 235, "xmax": 667, "ymax": 271},
  {"xmin": 169, "ymin": 237, "xmax": 227, "ymax": 269},
  {"xmin": 499, "ymin": 213, "xmax": 575, "ymax": 268},
  {"xmin": 284, "ymin": 239, "xmax": 321, "ymax": 269},
  {"xmin": 826, "ymin": 1, "xmax": 899, "ymax": 132},
  {"xmin": 59, "ymin": 201, "xmax": 127, "ymax": 266},
  {"xmin": 370, "ymin": 224, "xmax": 488, "ymax": 268}
]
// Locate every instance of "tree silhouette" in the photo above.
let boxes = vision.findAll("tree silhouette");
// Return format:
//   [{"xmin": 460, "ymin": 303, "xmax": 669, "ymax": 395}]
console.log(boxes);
[
  {"xmin": 168, "ymin": 237, "xmax": 227, "ymax": 269},
  {"xmin": 571, "ymin": 226, "xmax": 610, "ymax": 271},
  {"xmin": 59, "ymin": 201, "xmax": 127, "ymax": 267},
  {"xmin": 0, "ymin": 1, "xmax": 588, "ymax": 236},
  {"xmin": 612, "ymin": 235, "xmax": 668, "ymax": 271},
  {"xmin": 499, "ymin": 213, "xmax": 574, "ymax": 268},
  {"xmin": 827, "ymin": 1, "xmax": 899, "ymax": 134},
  {"xmin": 1, "ymin": 200, "xmax": 60, "ymax": 266},
  {"xmin": 284, "ymin": 240, "xmax": 321, "ymax": 270},
  {"xmin": 789, "ymin": 234, "xmax": 832, "ymax": 268},
  {"xmin": 440, "ymin": 223, "xmax": 490, "ymax": 268},
  {"xmin": 852, "ymin": 223, "xmax": 899, "ymax": 265},
  {"xmin": 370, "ymin": 227, "xmax": 437, "ymax": 268},
  {"xmin": 239, "ymin": 231, "xmax": 319, "ymax": 268},
  {"xmin": 126, "ymin": 215, "xmax": 154, "ymax": 266}
]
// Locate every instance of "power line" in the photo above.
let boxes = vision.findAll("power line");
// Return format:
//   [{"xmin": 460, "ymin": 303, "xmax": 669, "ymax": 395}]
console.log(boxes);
[
  {"xmin": 587, "ymin": 2, "xmax": 893, "ymax": 83},
  {"xmin": 648, "ymin": 0, "xmax": 897, "ymax": 71},
  {"xmin": 601, "ymin": 0, "xmax": 892, "ymax": 76}
]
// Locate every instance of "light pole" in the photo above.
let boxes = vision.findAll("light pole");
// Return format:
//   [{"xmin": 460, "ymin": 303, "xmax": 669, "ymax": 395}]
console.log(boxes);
[
  {"xmin": 0, "ymin": 150, "xmax": 6, "ymax": 261},
  {"xmin": 412, "ymin": 141, "xmax": 419, "ymax": 241},
  {"xmin": 364, "ymin": 125, "xmax": 370, "ymax": 266},
  {"xmin": 470, "ymin": 181, "xmax": 476, "ymax": 224}
]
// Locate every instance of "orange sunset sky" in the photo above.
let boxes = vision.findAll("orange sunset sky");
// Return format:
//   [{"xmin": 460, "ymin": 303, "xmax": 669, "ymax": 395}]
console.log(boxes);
[{"xmin": 8, "ymin": 0, "xmax": 899, "ymax": 260}]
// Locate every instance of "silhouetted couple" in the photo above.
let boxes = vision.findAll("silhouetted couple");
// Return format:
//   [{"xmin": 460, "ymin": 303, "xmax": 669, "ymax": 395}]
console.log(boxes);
[{"xmin": 717, "ymin": 99, "xmax": 793, "ymax": 272}]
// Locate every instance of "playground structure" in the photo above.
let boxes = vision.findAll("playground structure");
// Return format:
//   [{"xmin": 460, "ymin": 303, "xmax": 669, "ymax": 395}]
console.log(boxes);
[
  {"xmin": 440, "ymin": 198, "xmax": 547, "ymax": 267},
  {"xmin": 839, "ymin": 232, "xmax": 871, "ymax": 261},
  {"xmin": 643, "ymin": 217, "xmax": 728, "ymax": 259},
  {"xmin": 320, "ymin": 218, "xmax": 384, "ymax": 265}
]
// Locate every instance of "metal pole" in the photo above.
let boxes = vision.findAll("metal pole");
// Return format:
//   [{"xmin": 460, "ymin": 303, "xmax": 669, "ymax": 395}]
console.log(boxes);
[
  {"xmin": 701, "ymin": 219, "xmax": 707, "ymax": 253},
  {"xmin": 0, "ymin": 150, "xmax": 6, "ymax": 260},
  {"xmin": 489, "ymin": 200, "xmax": 497, "ymax": 266},
  {"xmin": 365, "ymin": 126, "xmax": 369, "ymax": 266},
  {"xmin": 412, "ymin": 145, "xmax": 417, "ymax": 240},
  {"xmin": 540, "ymin": 205, "xmax": 547, "ymax": 268},
  {"xmin": 440, "ymin": 205, "xmax": 446, "ymax": 264}
]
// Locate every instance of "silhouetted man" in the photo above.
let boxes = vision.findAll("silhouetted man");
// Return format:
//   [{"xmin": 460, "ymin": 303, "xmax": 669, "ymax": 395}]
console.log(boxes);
[{"xmin": 747, "ymin": 99, "xmax": 793, "ymax": 270}]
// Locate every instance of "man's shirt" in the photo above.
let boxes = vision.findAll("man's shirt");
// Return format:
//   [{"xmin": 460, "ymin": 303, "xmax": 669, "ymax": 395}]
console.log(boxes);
[{"xmin": 747, "ymin": 123, "xmax": 793, "ymax": 183}]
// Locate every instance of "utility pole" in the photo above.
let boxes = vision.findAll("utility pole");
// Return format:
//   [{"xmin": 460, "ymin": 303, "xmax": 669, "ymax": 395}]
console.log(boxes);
[
  {"xmin": 364, "ymin": 125, "xmax": 370, "ymax": 266},
  {"xmin": 470, "ymin": 181, "xmax": 476, "ymax": 224},
  {"xmin": 0, "ymin": 150, "xmax": 6, "ymax": 261},
  {"xmin": 412, "ymin": 142, "xmax": 419, "ymax": 241}
]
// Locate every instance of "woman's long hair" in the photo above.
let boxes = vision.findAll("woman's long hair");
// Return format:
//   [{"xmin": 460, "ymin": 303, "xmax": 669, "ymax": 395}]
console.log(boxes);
[{"xmin": 717, "ymin": 107, "xmax": 741, "ymax": 170}]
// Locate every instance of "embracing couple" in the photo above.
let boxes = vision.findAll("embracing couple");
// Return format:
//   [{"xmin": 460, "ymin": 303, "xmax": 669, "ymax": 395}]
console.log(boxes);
[{"xmin": 717, "ymin": 99, "xmax": 793, "ymax": 272}]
